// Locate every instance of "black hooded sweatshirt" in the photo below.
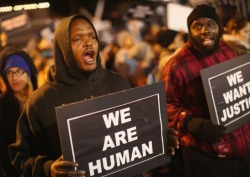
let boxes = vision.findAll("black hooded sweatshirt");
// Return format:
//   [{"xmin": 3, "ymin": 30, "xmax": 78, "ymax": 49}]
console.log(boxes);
[
  {"xmin": 0, "ymin": 49, "xmax": 38, "ymax": 177},
  {"xmin": 9, "ymin": 14, "xmax": 131, "ymax": 177}
]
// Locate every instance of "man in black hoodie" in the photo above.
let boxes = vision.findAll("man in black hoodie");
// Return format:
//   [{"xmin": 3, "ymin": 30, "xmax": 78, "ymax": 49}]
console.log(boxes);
[
  {"xmin": 9, "ymin": 14, "xmax": 132, "ymax": 177},
  {"xmin": 9, "ymin": 14, "xmax": 178, "ymax": 177}
]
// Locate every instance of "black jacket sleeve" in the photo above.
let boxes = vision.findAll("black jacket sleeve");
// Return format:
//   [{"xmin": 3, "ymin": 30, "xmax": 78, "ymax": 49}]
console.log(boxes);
[{"xmin": 9, "ymin": 112, "xmax": 54, "ymax": 177}]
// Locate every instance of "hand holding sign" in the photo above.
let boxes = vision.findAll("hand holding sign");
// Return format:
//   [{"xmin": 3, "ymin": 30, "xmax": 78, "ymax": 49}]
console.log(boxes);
[
  {"xmin": 56, "ymin": 81, "xmax": 169, "ymax": 177},
  {"xmin": 50, "ymin": 155, "xmax": 85, "ymax": 177}
]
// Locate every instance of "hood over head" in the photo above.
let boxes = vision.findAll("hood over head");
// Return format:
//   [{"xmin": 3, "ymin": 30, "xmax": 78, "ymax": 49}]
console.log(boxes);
[
  {"xmin": 48, "ymin": 14, "xmax": 103, "ymax": 86},
  {"xmin": 0, "ymin": 47, "xmax": 38, "ymax": 90}
]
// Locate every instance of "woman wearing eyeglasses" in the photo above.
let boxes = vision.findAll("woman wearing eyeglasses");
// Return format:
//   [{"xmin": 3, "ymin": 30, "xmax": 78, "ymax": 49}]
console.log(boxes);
[
  {"xmin": 0, "ymin": 48, "xmax": 37, "ymax": 177},
  {"xmin": 222, "ymin": 14, "xmax": 250, "ymax": 55}
]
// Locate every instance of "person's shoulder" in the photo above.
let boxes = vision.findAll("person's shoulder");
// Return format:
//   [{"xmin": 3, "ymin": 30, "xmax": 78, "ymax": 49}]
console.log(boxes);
[
  {"xmin": 26, "ymin": 83, "xmax": 53, "ymax": 103},
  {"xmin": 167, "ymin": 45, "xmax": 190, "ymax": 65},
  {"xmin": 219, "ymin": 40, "xmax": 238, "ymax": 56},
  {"xmin": 104, "ymin": 69, "xmax": 127, "ymax": 80},
  {"xmin": 104, "ymin": 69, "xmax": 131, "ymax": 87},
  {"xmin": 219, "ymin": 40, "xmax": 235, "ymax": 49}
]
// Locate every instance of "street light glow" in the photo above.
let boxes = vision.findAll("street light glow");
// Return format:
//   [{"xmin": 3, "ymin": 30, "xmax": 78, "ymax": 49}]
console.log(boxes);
[{"xmin": 0, "ymin": 2, "xmax": 50, "ymax": 13}]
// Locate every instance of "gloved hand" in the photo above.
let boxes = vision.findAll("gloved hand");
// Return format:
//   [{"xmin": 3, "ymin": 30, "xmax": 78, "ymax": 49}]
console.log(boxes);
[{"xmin": 186, "ymin": 117, "xmax": 226, "ymax": 143}]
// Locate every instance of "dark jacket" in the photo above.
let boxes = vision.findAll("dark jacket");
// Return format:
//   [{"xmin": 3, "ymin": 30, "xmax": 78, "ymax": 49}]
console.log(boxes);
[
  {"xmin": 9, "ymin": 14, "xmax": 131, "ymax": 177},
  {"xmin": 0, "ymin": 49, "xmax": 37, "ymax": 177}
]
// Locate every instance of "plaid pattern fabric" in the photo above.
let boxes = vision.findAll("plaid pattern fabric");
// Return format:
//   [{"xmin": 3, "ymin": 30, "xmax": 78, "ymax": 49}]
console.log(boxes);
[{"xmin": 163, "ymin": 41, "xmax": 250, "ymax": 157}]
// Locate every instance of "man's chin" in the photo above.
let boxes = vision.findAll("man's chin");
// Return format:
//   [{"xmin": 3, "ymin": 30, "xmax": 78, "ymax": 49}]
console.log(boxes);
[
  {"xmin": 190, "ymin": 36, "xmax": 219, "ymax": 55},
  {"xmin": 204, "ymin": 44, "xmax": 218, "ymax": 53},
  {"xmin": 196, "ymin": 41, "xmax": 219, "ymax": 55},
  {"xmin": 83, "ymin": 64, "xmax": 97, "ymax": 72}
]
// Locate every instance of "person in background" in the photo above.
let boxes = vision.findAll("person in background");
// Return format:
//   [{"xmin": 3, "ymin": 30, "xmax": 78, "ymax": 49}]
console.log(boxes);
[
  {"xmin": 0, "ymin": 49, "xmax": 38, "ymax": 177},
  {"xmin": 147, "ymin": 29, "xmax": 186, "ymax": 85},
  {"xmin": 114, "ymin": 30, "xmax": 138, "ymax": 86},
  {"xmin": 143, "ymin": 23, "xmax": 161, "ymax": 45},
  {"xmin": 100, "ymin": 42, "xmax": 120, "ymax": 72},
  {"xmin": 215, "ymin": 4, "xmax": 237, "ymax": 28},
  {"xmin": 128, "ymin": 39, "xmax": 155, "ymax": 87},
  {"xmin": 222, "ymin": 15, "xmax": 250, "ymax": 55},
  {"xmin": 162, "ymin": 4, "xmax": 250, "ymax": 177}
]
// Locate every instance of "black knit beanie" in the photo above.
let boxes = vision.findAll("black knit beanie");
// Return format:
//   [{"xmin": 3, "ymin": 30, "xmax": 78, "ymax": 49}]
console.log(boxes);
[{"xmin": 187, "ymin": 5, "xmax": 220, "ymax": 29}]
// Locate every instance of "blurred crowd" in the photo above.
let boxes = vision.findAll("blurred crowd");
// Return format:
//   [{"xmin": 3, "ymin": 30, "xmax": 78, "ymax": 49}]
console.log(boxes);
[
  {"xmin": 0, "ymin": 2, "xmax": 250, "ymax": 177},
  {"xmin": 1, "ymin": 5, "xmax": 249, "ymax": 93}
]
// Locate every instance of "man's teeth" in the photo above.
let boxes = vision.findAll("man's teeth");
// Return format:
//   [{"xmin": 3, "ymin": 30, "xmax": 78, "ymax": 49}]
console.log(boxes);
[{"xmin": 203, "ymin": 38, "xmax": 213, "ymax": 45}]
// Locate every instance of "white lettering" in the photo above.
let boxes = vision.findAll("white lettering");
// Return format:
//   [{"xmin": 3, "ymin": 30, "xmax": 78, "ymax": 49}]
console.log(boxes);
[
  {"xmin": 226, "ymin": 71, "xmax": 243, "ymax": 87},
  {"xmin": 130, "ymin": 146, "xmax": 142, "ymax": 161},
  {"xmin": 102, "ymin": 155, "xmax": 115, "ymax": 170},
  {"xmin": 120, "ymin": 107, "xmax": 131, "ymax": 124},
  {"xmin": 103, "ymin": 127, "xmax": 138, "ymax": 151},
  {"xmin": 220, "ymin": 96, "xmax": 250, "ymax": 122},
  {"xmin": 222, "ymin": 81, "xmax": 250, "ymax": 104},
  {"xmin": 102, "ymin": 111, "xmax": 120, "ymax": 128},
  {"xmin": 116, "ymin": 149, "xmax": 130, "ymax": 166},
  {"xmin": 89, "ymin": 141, "xmax": 153, "ymax": 176},
  {"xmin": 89, "ymin": 159, "xmax": 102, "ymax": 176},
  {"xmin": 127, "ymin": 126, "xmax": 138, "ymax": 142},
  {"xmin": 102, "ymin": 107, "xmax": 131, "ymax": 128},
  {"xmin": 115, "ymin": 131, "xmax": 127, "ymax": 146},
  {"xmin": 103, "ymin": 135, "xmax": 115, "ymax": 151}
]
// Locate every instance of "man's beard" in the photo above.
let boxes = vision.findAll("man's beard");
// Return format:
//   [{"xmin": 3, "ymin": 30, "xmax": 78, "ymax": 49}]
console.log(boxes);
[{"xmin": 189, "ymin": 35, "xmax": 220, "ymax": 55}]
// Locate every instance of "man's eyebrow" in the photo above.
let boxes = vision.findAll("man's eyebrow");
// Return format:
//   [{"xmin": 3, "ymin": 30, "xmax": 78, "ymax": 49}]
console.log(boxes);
[{"xmin": 192, "ymin": 21, "xmax": 201, "ymax": 25}]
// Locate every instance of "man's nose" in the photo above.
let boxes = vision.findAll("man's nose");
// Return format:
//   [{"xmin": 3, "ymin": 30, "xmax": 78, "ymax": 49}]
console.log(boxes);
[
  {"xmin": 201, "ymin": 25, "xmax": 210, "ymax": 34},
  {"xmin": 83, "ymin": 37, "xmax": 93, "ymax": 47}
]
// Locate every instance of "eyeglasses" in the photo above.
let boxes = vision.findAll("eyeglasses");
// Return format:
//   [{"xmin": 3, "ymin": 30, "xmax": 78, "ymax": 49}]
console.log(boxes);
[{"xmin": 6, "ymin": 68, "xmax": 26, "ymax": 78}]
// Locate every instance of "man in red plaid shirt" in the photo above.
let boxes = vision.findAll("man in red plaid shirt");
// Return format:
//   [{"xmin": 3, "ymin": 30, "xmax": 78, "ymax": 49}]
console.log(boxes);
[{"xmin": 163, "ymin": 4, "xmax": 250, "ymax": 177}]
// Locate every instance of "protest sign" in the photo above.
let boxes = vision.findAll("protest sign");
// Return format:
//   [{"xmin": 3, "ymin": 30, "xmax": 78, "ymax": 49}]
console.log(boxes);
[
  {"xmin": 56, "ymin": 81, "xmax": 169, "ymax": 177},
  {"xmin": 0, "ymin": 11, "xmax": 31, "ymax": 36},
  {"xmin": 201, "ymin": 53, "xmax": 250, "ymax": 133}
]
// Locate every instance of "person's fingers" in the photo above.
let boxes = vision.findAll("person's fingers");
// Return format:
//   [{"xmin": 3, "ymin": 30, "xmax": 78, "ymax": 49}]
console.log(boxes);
[
  {"xmin": 54, "ymin": 161, "xmax": 79, "ymax": 169},
  {"xmin": 51, "ymin": 156, "xmax": 85, "ymax": 177},
  {"xmin": 168, "ymin": 128, "xmax": 178, "ymax": 135},
  {"xmin": 68, "ymin": 170, "xmax": 85, "ymax": 176},
  {"xmin": 54, "ymin": 170, "xmax": 85, "ymax": 177},
  {"xmin": 169, "ymin": 146, "xmax": 175, "ymax": 156},
  {"xmin": 168, "ymin": 135, "xmax": 179, "ymax": 149}
]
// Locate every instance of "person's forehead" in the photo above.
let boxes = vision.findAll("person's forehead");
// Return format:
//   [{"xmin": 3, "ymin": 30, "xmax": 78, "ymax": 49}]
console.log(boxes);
[
  {"xmin": 6, "ymin": 67, "xmax": 22, "ymax": 71},
  {"xmin": 70, "ymin": 18, "xmax": 95, "ymax": 33},
  {"xmin": 71, "ymin": 18, "xmax": 91, "ymax": 27},
  {"xmin": 191, "ymin": 17, "xmax": 216, "ymax": 24}
]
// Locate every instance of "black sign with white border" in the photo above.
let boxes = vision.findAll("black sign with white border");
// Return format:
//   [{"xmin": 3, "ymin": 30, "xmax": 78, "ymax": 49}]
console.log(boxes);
[
  {"xmin": 56, "ymin": 81, "xmax": 169, "ymax": 177},
  {"xmin": 201, "ymin": 53, "xmax": 250, "ymax": 133}
]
